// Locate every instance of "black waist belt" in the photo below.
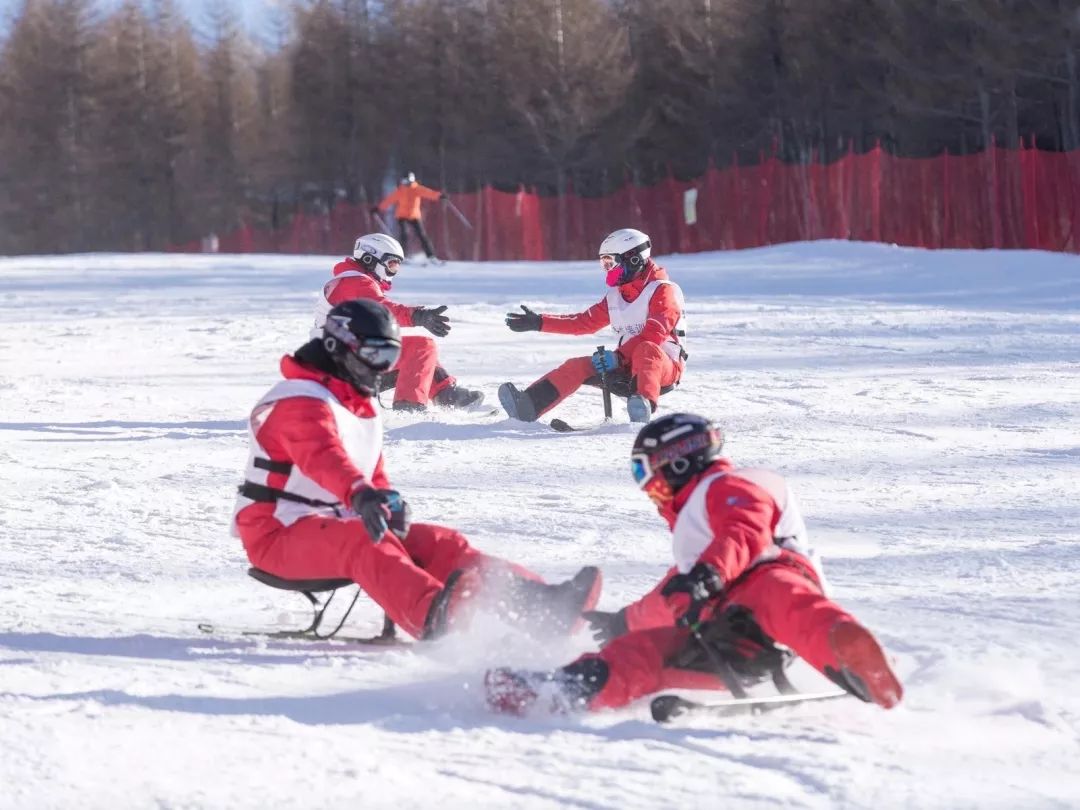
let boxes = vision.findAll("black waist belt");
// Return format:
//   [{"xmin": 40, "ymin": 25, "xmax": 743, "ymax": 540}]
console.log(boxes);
[
  {"xmin": 238, "ymin": 481, "xmax": 340, "ymax": 510},
  {"xmin": 254, "ymin": 457, "xmax": 293, "ymax": 475}
]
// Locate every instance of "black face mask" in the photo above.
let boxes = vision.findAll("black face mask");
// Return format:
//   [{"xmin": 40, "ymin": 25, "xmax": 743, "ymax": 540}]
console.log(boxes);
[{"xmin": 293, "ymin": 339, "xmax": 337, "ymax": 376}]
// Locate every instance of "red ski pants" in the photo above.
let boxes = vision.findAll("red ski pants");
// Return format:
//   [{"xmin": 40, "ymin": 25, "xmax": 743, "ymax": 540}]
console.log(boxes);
[
  {"xmin": 393, "ymin": 335, "xmax": 455, "ymax": 406},
  {"xmin": 242, "ymin": 518, "xmax": 535, "ymax": 639},
  {"xmin": 531, "ymin": 341, "xmax": 680, "ymax": 417},
  {"xmin": 581, "ymin": 561, "xmax": 855, "ymax": 710}
]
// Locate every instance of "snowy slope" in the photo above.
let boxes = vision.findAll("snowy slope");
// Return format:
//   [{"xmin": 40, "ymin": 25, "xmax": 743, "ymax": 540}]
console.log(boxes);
[{"xmin": 1, "ymin": 242, "xmax": 1078, "ymax": 809}]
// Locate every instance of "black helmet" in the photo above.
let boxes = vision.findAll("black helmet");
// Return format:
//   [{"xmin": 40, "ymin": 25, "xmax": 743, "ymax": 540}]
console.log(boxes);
[
  {"xmin": 322, "ymin": 299, "xmax": 402, "ymax": 395},
  {"xmin": 630, "ymin": 413, "xmax": 724, "ymax": 501}
]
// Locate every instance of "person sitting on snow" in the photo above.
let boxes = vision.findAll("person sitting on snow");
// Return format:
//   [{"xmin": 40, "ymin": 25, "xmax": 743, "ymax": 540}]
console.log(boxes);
[
  {"xmin": 312, "ymin": 233, "xmax": 483, "ymax": 412},
  {"xmin": 498, "ymin": 228, "xmax": 686, "ymax": 425},
  {"xmin": 237, "ymin": 299, "xmax": 602, "ymax": 642},
  {"xmin": 484, "ymin": 412, "xmax": 903, "ymax": 715}
]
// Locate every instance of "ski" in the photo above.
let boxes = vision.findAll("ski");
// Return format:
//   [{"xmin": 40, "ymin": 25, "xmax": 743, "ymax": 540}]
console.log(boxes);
[
  {"xmin": 550, "ymin": 418, "xmax": 607, "ymax": 433},
  {"xmin": 196, "ymin": 622, "xmax": 411, "ymax": 648},
  {"xmin": 650, "ymin": 689, "xmax": 851, "ymax": 723}
]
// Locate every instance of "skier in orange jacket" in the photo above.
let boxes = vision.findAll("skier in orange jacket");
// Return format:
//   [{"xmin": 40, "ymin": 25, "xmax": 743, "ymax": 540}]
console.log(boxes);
[{"xmin": 372, "ymin": 172, "xmax": 445, "ymax": 262}]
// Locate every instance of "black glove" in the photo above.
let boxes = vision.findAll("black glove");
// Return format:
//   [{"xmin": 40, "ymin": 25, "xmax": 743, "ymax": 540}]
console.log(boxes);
[
  {"xmin": 439, "ymin": 192, "xmax": 449, "ymax": 200},
  {"xmin": 412, "ymin": 305, "xmax": 451, "ymax": 337},
  {"xmin": 582, "ymin": 609, "xmax": 628, "ymax": 646},
  {"xmin": 350, "ymin": 487, "xmax": 400, "ymax": 542},
  {"xmin": 384, "ymin": 491, "xmax": 411, "ymax": 540},
  {"xmin": 661, "ymin": 563, "xmax": 724, "ymax": 628},
  {"xmin": 505, "ymin": 304, "xmax": 541, "ymax": 332},
  {"xmin": 369, "ymin": 206, "xmax": 379, "ymax": 215}
]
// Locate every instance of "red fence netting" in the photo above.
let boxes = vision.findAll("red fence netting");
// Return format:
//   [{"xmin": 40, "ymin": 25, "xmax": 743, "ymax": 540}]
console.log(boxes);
[{"xmin": 169, "ymin": 142, "xmax": 1080, "ymax": 259}]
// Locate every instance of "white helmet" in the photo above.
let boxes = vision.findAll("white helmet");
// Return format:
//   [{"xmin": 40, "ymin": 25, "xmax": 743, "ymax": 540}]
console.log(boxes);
[
  {"xmin": 353, "ymin": 233, "xmax": 405, "ymax": 281},
  {"xmin": 598, "ymin": 228, "xmax": 651, "ymax": 286}
]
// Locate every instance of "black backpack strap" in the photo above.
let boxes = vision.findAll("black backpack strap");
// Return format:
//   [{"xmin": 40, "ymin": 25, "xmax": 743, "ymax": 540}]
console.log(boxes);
[
  {"xmin": 237, "ymin": 481, "xmax": 340, "ymax": 511},
  {"xmin": 254, "ymin": 457, "xmax": 293, "ymax": 475}
]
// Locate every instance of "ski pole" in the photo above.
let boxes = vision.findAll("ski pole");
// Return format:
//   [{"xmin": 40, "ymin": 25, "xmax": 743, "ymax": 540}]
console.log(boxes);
[
  {"xmin": 688, "ymin": 623, "xmax": 749, "ymax": 699},
  {"xmin": 596, "ymin": 344, "xmax": 613, "ymax": 420},
  {"xmin": 444, "ymin": 198, "xmax": 473, "ymax": 230},
  {"xmin": 372, "ymin": 210, "xmax": 392, "ymax": 233}
]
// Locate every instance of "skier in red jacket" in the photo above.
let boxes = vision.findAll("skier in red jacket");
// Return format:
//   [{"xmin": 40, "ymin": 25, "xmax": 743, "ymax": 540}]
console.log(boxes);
[
  {"xmin": 485, "ymin": 413, "xmax": 903, "ymax": 714},
  {"xmin": 313, "ymin": 233, "xmax": 482, "ymax": 412},
  {"xmin": 499, "ymin": 228, "xmax": 686, "ymax": 424},
  {"xmin": 235, "ymin": 299, "xmax": 602, "ymax": 641}
]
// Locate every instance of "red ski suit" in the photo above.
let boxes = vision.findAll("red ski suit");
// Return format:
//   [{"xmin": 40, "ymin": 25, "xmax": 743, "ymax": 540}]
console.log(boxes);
[
  {"xmin": 530, "ymin": 260, "xmax": 684, "ymax": 416},
  {"xmin": 232, "ymin": 354, "xmax": 534, "ymax": 638},
  {"xmin": 577, "ymin": 458, "xmax": 858, "ymax": 711},
  {"xmin": 321, "ymin": 258, "xmax": 454, "ymax": 407}
]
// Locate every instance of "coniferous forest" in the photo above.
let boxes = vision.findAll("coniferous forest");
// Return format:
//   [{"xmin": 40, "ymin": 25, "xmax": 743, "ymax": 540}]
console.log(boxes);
[{"xmin": 0, "ymin": 0, "xmax": 1077, "ymax": 254}]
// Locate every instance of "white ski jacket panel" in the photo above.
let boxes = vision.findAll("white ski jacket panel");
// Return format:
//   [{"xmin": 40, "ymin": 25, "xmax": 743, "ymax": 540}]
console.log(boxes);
[
  {"xmin": 605, "ymin": 279, "xmax": 687, "ymax": 362},
  {"xmin": 232, "ymin": 379, "xmax": 383, "ymax": 533},
  {"xmin": 671, "ymin": 468, "xmax": 825, "ymax": 590},
  {"xmin": 311, "ymin": 271, "xmax": 370, "ymax": 339}
]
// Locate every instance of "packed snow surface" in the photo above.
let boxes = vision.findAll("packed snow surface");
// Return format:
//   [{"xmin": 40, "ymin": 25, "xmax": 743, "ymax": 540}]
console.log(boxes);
[{"xmin": 1, "ymin": 241, "xmax": 1078, "ymax": 809}]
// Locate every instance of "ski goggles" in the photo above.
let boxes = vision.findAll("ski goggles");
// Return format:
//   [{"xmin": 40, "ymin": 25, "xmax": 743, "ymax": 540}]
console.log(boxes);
[
  {"xmin": 630, "ymin": 432, "xmax": 717, "ymax": 488},
  {"xmin": 325, "ymin": 317, "xmax": 402, "ymax": 371},
  {"xmin": 630, "ymin": 452, "xmax": 693, "ymax": 487},
  {"xmin": 356, "ymin": 337, "xmax": 402, "ymax": 371}
]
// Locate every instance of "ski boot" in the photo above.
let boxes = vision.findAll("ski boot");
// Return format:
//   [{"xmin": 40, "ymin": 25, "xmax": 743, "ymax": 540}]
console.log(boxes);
[
  {"xmin": 422, "ymin": 568, "xmax": 484, "ymax": 640},
  {"xmin": 434, "ymin": 384, "xmax": 485, "ymax": 409},
  {"xmin": 626, "ymin": 394, "xmax": 652, "ymax": 423},
  {"xmin": 498, "ymin": 382, "xmax": 538, "ymax": 421},
  {"xmin": 485, "ymin": 657, "xmax": 608, "ymax": 716},
  {"xmin": 826, "ymin": 621, "xmax": 903, "ymax": 708},
  {"xmin": 502, "ymin": 566, "xmax": 602, "ymax": 639}
]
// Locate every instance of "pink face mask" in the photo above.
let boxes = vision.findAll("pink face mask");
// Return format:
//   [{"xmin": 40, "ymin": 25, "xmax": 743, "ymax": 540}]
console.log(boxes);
[
  {"xmin": 605, "ymin": 267, "xmax": 625, "ymax": 287},
  {"xmin": 601, "ymin": 255, "xmax": 624, "ymax": 287}
]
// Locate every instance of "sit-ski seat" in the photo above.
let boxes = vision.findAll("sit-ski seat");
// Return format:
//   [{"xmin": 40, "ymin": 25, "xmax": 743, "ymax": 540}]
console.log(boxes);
[
  {"xmin": 582, "ymin": 371, "xmax": 678, "ymax": 399},
  {"xmin": 247, "ymin": 567, "xmax": 396, "ymax": 642}
]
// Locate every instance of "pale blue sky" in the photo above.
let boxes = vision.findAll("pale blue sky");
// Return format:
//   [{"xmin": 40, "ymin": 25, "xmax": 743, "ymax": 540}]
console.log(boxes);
[
  {"xmin": 0, "ymin": 1, "xmax": 286, "ymax": 38},
  {"xmin": 174, "ymin": 0, "xmax": 283, "ymax": 37}
]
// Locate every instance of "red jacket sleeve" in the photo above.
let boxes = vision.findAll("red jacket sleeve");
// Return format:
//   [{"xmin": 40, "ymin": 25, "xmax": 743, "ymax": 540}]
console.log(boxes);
[
  {"xmin": 326, "ymin": 274, "xmax": 416, "ymax": 327},
  {"xmin": 637, "ymin": 283, "xmax": 681, "ymax": 346},
  {"xmin": 256, "ymin": 397, "xmax": 372, "ymax": 502},
  {"xmin": 538, "ymin": 298, "xmax": 611, "ymax": 335},
  {"xmin": 696, "ymin": 477, "xmax": 778, "ymax": 584},
  {"xmin": 369, "ymin": 453, "xmax": 391, "ymax": 490},
  {"xmin": 623, "ymin": 566, "xmax": 684, "ymax": 631}
]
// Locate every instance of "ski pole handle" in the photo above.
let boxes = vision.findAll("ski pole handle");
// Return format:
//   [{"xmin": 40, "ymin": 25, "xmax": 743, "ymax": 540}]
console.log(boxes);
[{"xmin": 597, "ymin": 344, "xmax": 613, "ymax": 419}]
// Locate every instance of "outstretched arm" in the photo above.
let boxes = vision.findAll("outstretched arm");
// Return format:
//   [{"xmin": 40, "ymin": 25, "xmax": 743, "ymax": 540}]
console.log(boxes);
[
  {"xmin": 622, "ymin": 566, "xmax": 689, "ymax": 631},
  {"xmin": 377, "ymin": 188, "xmax": 400, "ymax": 213},
  {"xmin": 416, "ymin": 184, "xmax": 442, "ymax": 202},
  {"xmin": 535, "ymin": 298, "xmax": 611, "ymax": 335},
  {"xmin": 326, "ymin": 275, "xmax": 415, "ymax": 327}
]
